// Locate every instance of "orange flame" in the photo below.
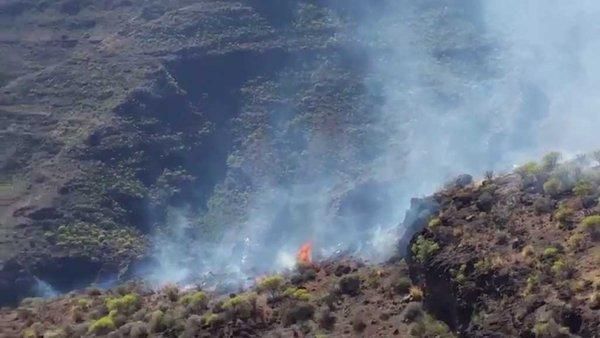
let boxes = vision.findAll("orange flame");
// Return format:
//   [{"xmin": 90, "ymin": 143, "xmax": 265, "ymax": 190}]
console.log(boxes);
[{"xmin": 297, "ymin": 241, "xmax": 313, "ymax": 266}]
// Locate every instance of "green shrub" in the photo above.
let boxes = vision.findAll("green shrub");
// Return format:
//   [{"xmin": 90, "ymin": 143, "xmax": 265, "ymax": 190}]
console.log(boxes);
[
  {"xmin": 543, "ymin": 178, "xmax": 563, "ymax": 197},
  {"xmin": 222, "ymin": 293, "xmax": 257, "ymax": 319},
  {"xmin": 163, "ymin": 284, "xmax": 180, "ymax": 302},
  {"xmin": 282, "ymin": 302, "xmax": 315, "ymax": 326},
  {"xmin": 201, "ymin": 312, "xmax": 223, "ymax": 327},
  {"xmin": 542, "ymin": 247, "xmax": 559, "ymax": 259},
  {"xmin": 283, "ymin": 287, "xmax": 311, "ymax": 301},
  {"xmin": 451, "ymin": 264, "xmax": 467, "ymax": 284},
  {"xmin": 554, "ymin": 204, "xmax": 573, "ymax": 228},
  {"xmin": 573, "ymin": 180, "xmax": 593, "ymax": 197},
  {"xmin": 525, "ymin": 274, "xmax": 539, "ymax": 295},
  {"xmin": 148, "ymin": 310, "xmax": 165, "ymax": 333},
  {"xmin": 567, "ymin": 233, "xmax": 585, "ymax": 250},
  {"xmin": 551, "ymin": 259, "xmax": 570, "ymax": 278},
  {"xmin": 88, "ymin": 315, "xmax": 116, "ymax": 335},
  {"xmin": 428, "ymin": 218, "xmax": 442, "ymax": 229},
  {"xmin": 581, "ymin": 215, "xmax": 600, "ymax": 238},
  {"xmin": 180, "ymin": 291, "xmax": 208, "ymax": 314},
  {"xmin": 411, "ymin": 236, "xmax": 440, "ymax": 263},
  {"xmin": 533, "ymin": 318, "xmax": 570, "ymax": 337},
  {"xmin": 106, "ymin": 293, "xmax": 141, "ymax": 315},
  {"xmin": 257, "ymin": 275, "xmax": 285, "ymax": 298},
  {"xmin": 516, "ymin": 162, "xmax": 541, "ymax": 178}
]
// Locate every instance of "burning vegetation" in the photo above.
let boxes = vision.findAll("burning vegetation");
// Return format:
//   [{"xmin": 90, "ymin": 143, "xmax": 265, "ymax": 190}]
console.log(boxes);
[{"xmin": 296, "ymin": 241, "xmax": 313, "ymax": 267}]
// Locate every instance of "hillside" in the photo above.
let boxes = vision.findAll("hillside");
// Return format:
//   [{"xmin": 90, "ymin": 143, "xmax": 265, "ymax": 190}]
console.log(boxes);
[
  {"xmin": 1, "ymin": 158, "xmax": 599, "ymax": 337},
  {"xmin": 0, "ymin": 0, "xmax": 378, "ymax": 303},
  {"xmin": 0, "ymin": 0, "xmax": 498, "ymax": 305}
]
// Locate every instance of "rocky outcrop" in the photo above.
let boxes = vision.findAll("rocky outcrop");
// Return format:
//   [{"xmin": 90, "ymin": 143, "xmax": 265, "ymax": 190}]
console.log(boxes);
[{"xmin": 407, "ymin": 168, "xmax": 600, "ymax": 337}]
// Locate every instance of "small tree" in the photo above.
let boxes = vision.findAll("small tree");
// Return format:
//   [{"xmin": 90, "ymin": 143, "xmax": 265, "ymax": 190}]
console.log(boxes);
[{"xmin": 581, "ymin": 215, "xmax": 600, "ymax": 240}]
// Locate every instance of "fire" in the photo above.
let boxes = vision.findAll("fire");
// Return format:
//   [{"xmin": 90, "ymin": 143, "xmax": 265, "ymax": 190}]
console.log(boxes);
[{"xmin": 297, "ymin": 241, "xmax": 313, "ymax": 266}]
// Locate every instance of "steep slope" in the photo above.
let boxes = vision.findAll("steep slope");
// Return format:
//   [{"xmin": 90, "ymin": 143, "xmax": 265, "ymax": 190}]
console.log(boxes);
[
  {"xmin": 0, "ymin": 0, "xmax": 379, "ymax": 303},
  {"xmin": 1, "ymin": 158, "xmax": 599, "ymax": 337},
  {"xmin": 0, "ymin": 0, "xmax": 498, "ymax": 305},
  {"xmin": 407, "ymin": 158, "xmax": 600, "ymax": 337}
]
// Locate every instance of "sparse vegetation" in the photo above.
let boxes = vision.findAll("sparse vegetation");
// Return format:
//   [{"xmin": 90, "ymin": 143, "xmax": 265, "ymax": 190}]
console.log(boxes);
[
  {"xmin": 410, "ymin": 314, "xmax": 455, "ymax": 338},
  {"xmin": 525, "ymin": 274, "xmax": 539, "ymax": 295},
  {"xmin": 201, "ymin": 312, "xmax": 222, "ymax": 327},
  {"xmin": 180, "ymin": 291, "xmax": 208, "ymax": 314},
  {"xmin": 532, "ymin": 318, "xmax": 570, "ymax": 337},
  {"xmin": 411, "ymin": 236, "xmax": 440, "ymax": 263},
  {"xmin": 567, "ymin": 233, "xmax": 585, "ymax": 250},
  {"xmin": 222, "ymin": 293, "xmax": 257, "ymax": 320},
  {"xmin": 554, "ymin": 204, "xmax": 574, "ymax": 228},
  {"xmin": 428, "ymin": 217, "xmax": 442, "ymax": 229},
  {"xmin": 573, "ymin": 179, "xmax": 593, "ymax": 197},
  {"xmin": 541, "ymin": 152, "xmax": 561, "ymax": 172},
  {"xmin": 258, "ymin": 275, "xmax": 285, "ymax": 299},
  {"xmin": 148, "ymin": 310, "xmax": 165, "ymax": 333},
  {"xmin": 516, "ymin": 161, "xmax": 541, "ymax": 178},
  {"xmin": 392, "ymin": 276, "xmax": 412, "ymax": 294},
  {"xmin": 338, "ymin": 275, "xmax": 361, "ymax": 295},
  {"xmin": 283, "ymin": 287, "xmax": 311, "ymax": 301},
  {"xmin": 580, "ymin": 215, "xmax": 600, "ymax": 238},
  {"xmin": 282, "ymin": 302, "xmax": 315, "ymax": 326},
  {"xmin": 542, "ymin": 247, "xmax": 559, "ymax": 260},
  {"xmin": 88, "ymin": 315, "xmax": 116, "ymax": 335},
  {"xmin": 409, "ymin": 286, "xmax": 424, "ymax": 301},
  {"xmin": 402, "ymin": 302, "xmax": 424, "ymax": 323},
  {"xmin": 543, "ymin": 177, "xmax": 563, "ymax": 197},
  {"xmin": 106, "ymin": 293, "xmax": 141, "ymax": 316}
]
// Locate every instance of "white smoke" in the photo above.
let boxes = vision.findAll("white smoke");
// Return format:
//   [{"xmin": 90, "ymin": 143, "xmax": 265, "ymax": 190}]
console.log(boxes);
[{"xmin": 149, "ymin": 1, "xmax": 600, "ymax": 287}]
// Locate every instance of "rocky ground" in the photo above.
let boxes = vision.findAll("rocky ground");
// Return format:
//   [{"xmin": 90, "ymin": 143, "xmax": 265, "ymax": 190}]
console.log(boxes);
[{"xmin": 1, "ymin": 156, "xmax": 599, "ymax": 337}]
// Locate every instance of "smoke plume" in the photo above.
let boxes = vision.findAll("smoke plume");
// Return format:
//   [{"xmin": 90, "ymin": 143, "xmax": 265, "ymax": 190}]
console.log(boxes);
[{"xmin": 148, "ymin": 1, "xmax": 600, "ymax": 288}]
